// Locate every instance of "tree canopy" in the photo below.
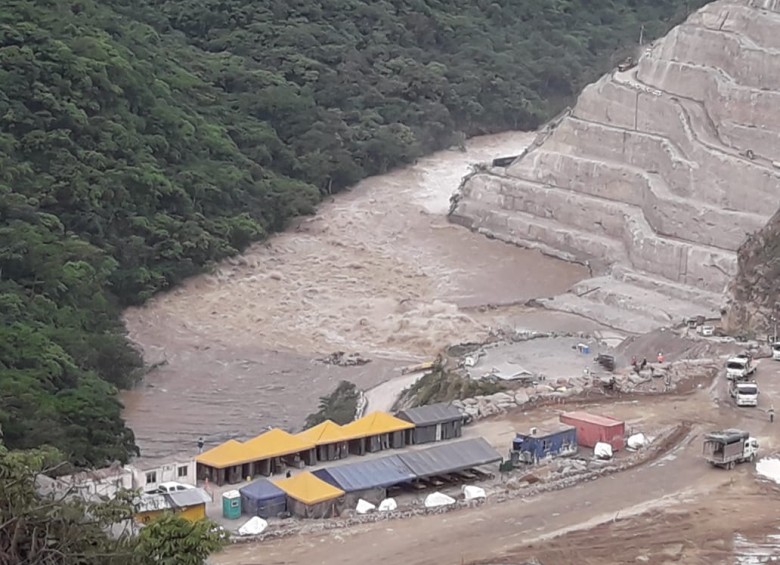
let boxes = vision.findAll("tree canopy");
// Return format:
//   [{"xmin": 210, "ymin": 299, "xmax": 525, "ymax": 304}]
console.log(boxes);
[
  {"xmin": 0, "ymin": 441, "xmax": 227, "ymax": 564},
  {"xmin": 0, "ymin": 0, "xmax": 709, "ymax": 466}
]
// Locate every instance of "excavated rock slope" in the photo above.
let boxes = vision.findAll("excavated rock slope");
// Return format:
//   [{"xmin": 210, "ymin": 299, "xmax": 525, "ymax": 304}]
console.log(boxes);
[
  {"xmin": 724, "ymin": 207, "xmax": 780, "ymax": 334},
  {"xmin": 450, "ymin": 0, "xmax": 780, "ymax": 334}
]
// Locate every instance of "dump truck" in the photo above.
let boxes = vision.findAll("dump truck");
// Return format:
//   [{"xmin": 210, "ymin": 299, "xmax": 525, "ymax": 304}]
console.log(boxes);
[
  {"xmin": 702, "ymin": 429, "xmax": 758, "ymax": 470},
  {"xmin": 725, "ymin": 354, "xmax": 757, "ymax": 380},
  {"xmin": 729, "ymin": 380, "xmax": 759, "ymax": 407}
]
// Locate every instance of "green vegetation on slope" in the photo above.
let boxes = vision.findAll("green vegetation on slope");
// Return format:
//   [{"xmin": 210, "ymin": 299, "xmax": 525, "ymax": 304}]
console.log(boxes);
[
  {"xmin": 0, "ymin": 0, "xmax": 709, "ymax": 466},
  {"xmin": 305, "ymin": 380, "xmax": 360, "ymax": 428},
  {"xmin": 0, "ymin": 442, "xmax": 227, "ymax": 564},
  {"xmin": 392, "ymin": 362, "xmax": 505, "ymax": 411}
]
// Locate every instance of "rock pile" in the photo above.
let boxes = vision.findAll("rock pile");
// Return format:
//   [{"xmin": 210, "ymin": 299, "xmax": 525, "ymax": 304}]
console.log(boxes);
[
  {"xmin": 317, "ymin": 351, "xmax": 371, "ymax": 366},
  {"xmin": 452, "ymin": 359, "xmax": 716, "ymax": 422}
]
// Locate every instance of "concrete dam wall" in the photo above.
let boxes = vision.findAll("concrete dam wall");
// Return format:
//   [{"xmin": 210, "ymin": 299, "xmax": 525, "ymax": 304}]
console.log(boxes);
[{"xmin": 450, "ymin": 0, "xmax": 780, "ymax": 334}]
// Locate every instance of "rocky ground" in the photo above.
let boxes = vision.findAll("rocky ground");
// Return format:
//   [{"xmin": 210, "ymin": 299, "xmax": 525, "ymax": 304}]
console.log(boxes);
[{"xmin": 213, "ymin": 353, "xmax": 780, "ymax": 564}]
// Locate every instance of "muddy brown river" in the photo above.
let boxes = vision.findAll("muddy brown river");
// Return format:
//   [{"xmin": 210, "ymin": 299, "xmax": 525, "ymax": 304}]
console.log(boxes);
[{"xmin": 122, "ymin": 132, "xmax": 589, "ymax": 461}]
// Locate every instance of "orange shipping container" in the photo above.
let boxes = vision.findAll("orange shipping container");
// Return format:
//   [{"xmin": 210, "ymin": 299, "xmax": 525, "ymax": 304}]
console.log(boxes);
[{"xmin": 560, "ymin": 411, "xmax": 625, "ymax": 451}]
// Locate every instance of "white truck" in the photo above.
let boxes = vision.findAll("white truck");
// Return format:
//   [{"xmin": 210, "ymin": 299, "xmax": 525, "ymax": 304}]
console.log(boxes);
[
  {"xmin": 772, "ymin": 342, "xmax": 780, "ymax": 361},
  {"xmin": 729, "ymin": 380, "xmax": 759, "ymax": 407},
  {"xmin": 702, "ymin": 429, "xmax": 759, "ymax": 470},
  {"xmin": 725, "ymin": 354, "xmax": 757, "ymax": 380}
]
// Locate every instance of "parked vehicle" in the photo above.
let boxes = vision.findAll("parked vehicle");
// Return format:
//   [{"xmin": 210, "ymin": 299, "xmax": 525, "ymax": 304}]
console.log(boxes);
[
  {"xmin": 772, "ymin": 342, "xmax": 780, "ymax": 361},
  {"xmin": 725, "ymin": 355, "xmax": 757, "ymax": 380},
  {"xmin": 154, "ymin": 482, "xmax": 194, "ymax": 494},
  {"xmin": 729, "ymin": 380, "xmax": 759, "ymax": 407},
  {"xmin": 702, "ymin": 429, "xmax": 758, "ymax": 470}
]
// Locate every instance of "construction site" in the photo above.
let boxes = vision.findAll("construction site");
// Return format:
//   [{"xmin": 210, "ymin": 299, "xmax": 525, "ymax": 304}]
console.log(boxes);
[{"xmin": 113, "ymin": 1, "xmax": 780, "ymax": 563}]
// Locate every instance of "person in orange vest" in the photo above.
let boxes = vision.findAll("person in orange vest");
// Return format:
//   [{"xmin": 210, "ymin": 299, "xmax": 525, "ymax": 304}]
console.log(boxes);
[{"xmin": 657, "ymin": 352, "xmax": 665, "ymax": 364}]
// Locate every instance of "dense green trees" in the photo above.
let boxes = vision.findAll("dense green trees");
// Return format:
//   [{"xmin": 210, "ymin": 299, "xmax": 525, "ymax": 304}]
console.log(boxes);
[
  {"xmin": 0, "ymin": 441, "xmax": 228, "ymax": 564},
  {"xmin": 0, "ymin": 0, "xmax": 709, "ymax": 466}
]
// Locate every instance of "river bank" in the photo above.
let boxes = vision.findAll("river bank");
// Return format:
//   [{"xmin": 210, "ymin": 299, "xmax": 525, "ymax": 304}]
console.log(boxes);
[{"xmin": 122, "ymin": 132, "xmax": 589, "ymax": 461}]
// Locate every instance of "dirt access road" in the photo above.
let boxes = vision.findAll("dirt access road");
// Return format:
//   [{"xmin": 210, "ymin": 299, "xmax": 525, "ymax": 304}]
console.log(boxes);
[
  {"xmin": 213, "ymin": 362, "xmax": 780, "ymax": 565},
  {"xmin": 122, "ymin": 133, "xmax": 590, "ymax": 461}
]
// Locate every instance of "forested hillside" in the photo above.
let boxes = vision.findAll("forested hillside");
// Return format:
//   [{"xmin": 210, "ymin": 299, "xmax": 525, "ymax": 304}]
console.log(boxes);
[{"xmin": 0, "ymin": 0, "xmax": 709, "ymax": 466}]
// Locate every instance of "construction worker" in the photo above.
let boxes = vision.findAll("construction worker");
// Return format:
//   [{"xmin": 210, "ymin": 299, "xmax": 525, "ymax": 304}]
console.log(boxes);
[
  {"xmin": 770, "ymin": 406, "xmax": 775, "ymax": 423},
  {"xmin": 197, "ymin": 436, "xmax": 204, "ymax": 453},
  {"xmin": 657, "ymin": 351, "xmax": 665, "ymax": 364}
]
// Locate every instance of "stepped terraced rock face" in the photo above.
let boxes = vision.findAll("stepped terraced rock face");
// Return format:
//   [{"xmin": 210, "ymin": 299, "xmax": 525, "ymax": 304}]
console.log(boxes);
[{"xmin": 450, "ymin": 0, "xmax": 780, "ymax": 334}]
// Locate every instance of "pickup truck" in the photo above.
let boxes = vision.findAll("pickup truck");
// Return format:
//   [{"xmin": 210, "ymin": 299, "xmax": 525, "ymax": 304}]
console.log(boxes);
[
  {"xmin": 729, "ymin": 380, "xmax": 759, "ymax": 407},
  {"xmin": 725, "ymin": 354, "xmax": 757, "ymax": 380},
  {"xmin": 702, "ymin": 429, "xmax": 758, "ymax": 470}
]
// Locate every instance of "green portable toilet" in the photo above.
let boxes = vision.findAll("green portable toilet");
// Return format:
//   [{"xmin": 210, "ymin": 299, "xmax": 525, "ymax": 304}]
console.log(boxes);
[{"xmin": 222, "ymin": 490, "xmax": 242, "ymax": 520}]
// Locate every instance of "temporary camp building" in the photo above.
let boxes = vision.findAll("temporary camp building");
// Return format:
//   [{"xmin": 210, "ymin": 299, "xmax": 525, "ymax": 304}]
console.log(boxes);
[
  {"xmin": 396, "ymin": 402, "xmax": 464, "ymax": 445},
  {"xmin": 397, "ymin": 438, "xmax": 502, "ymax": 479},
  {"xmin": 512, "ymin": 424, "xmax": 577, "ymax": 464},
  {"xmin": 340, "ymin": 412, "xmax": 415, "ymax": 455},
  {"xmin": 313, "ymin": 454, "xmax": 416, "ymax": 506},
  {"xmin": 273, "ymin": 472, "xmax": 345, "ymax": 518},
  {"xmin": 560, "ymin": 411, "xmax": 625, "ymax": 451},
  {"xmin": 196, "ymin": 440, "xmax": 252, "ymax": 485},
  {"xmin": 295, "ymin": 420, "xmax": 349, "ymax": 462},
  {"xmin": 195, "ymin": 430, "xmax": 315, "ymax": 485},
  {"xmin": 134, "ymin": 487, "xmax": 211, "ymax": 524},
  {"xmin": 238, "ymin": 478, "xmax": 287, "ymax": 518}
]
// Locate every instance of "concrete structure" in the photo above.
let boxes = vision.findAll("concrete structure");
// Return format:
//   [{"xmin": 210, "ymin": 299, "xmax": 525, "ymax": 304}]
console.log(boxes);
[
  {"xmin": 450, "ymin": 0, "xmax": 780, "ymax": 333},
  {"xmin": 134, "ymin": 487, "xmax": 211, "ymax": 524},
  {"xmin": 131, "ymin": 460, "xmax": 196, "ymax": 493},
  {"xmin": 51, "ymin": 463, "xmax": 133, "ymax": 499},
  {"xmin": 396, "ymin": 403, "xmax": 464, "ymax": 445},
  {"xmin": 51, "ymin": 459, "xmax": 196, "ymax": 498}
]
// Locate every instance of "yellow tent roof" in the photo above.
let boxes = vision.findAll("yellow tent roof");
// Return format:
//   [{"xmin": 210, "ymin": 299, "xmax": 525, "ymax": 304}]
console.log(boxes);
[
  {"xmin": 296, "ymin": 420, "xmax": 349, "ymax": 445},
  {"xmin": 273, "ymin": 471, "xmax": 344, "ymax": 505},
  {"xmin": 195, "ymin": 439, "xmax": 248, "ymax": 469},
  {"xmin": 340, "ymin": 411, "xmax": 414, "ymax": 439},
  {"xmin": 242, "ymin": 428, "xmax": 315, "ymax": 460}
]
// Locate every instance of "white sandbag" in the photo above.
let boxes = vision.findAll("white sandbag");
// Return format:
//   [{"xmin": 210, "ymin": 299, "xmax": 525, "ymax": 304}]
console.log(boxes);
[
  {"xmin": 238, "ymin": 516, "xmax": 268, "ymax": 536},
  {"xmin": 355, "ymin": 499, "xmax": 376, "ymax": 514},
  {"xmin": 424, "ymin": 492, "xmax": 456, "ymax": 508},
  {"xmin": 594, "ymin": 442, "xmax": 613, "ymax": 459},
  {"xmin": 462, "ymin": 485, "xmax": 486, "ymax": 500},
  {"xmin": 378, "ymin": 498, "xmax": 397, "ymax": 512},
  {"xmin": 627, "ymin": 433, "xmax": 648, "ymax": 450}
]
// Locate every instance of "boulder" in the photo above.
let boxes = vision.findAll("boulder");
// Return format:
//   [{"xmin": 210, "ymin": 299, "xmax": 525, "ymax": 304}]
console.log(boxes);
[
  {"xmin": 486, "ymin": 392, "xmax": 515, "ymax": 404},
  {"xmin": 514, "ymin": 391, "xmax": 530, "ymax": 404}
]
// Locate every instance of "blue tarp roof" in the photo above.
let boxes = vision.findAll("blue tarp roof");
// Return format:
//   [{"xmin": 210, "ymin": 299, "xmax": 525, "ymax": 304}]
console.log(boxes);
[
  {"xmin": 397, "ymin": 438, "xmax": 502, "ymax": 478},
  {"xmin": 239, "ymin": 478, "xmax": 286, "ymax": 502},
  {"xmin": 313, "ymin": 454, "xmax": 416, "ymax": 492}
]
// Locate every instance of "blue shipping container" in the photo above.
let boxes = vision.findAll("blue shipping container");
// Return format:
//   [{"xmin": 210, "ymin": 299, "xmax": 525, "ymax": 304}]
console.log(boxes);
[{"xmin": 513, "ymin": 424, "xmax": 578, "ymax": 464}]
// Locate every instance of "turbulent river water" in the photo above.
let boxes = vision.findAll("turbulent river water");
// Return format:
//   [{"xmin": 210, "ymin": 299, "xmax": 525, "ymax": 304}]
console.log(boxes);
[{"xmin": 121, "ymin": 131, "xmax": 591, "ymax": 461}]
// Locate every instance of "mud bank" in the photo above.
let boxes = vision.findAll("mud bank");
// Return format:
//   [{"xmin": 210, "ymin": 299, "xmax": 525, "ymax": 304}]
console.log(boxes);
[{"xmin": 123, "ymin": 132, "xmax": 589, "ymax": 461}]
